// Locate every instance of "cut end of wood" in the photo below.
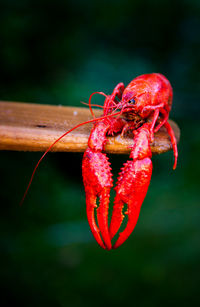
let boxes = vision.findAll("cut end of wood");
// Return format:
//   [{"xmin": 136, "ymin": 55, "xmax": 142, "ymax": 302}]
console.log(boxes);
[{"xmin": 0, "ymin": 101, "xmax": 180, "ymax": 154}]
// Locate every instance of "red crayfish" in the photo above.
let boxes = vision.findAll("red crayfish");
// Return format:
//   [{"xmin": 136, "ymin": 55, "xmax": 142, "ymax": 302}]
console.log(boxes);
[{"xmin": 21, "ymin": 73, "xmax": 178, "ymax": 250}]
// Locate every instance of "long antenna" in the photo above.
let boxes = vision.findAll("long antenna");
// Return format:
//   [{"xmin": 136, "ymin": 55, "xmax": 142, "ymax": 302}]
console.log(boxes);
[{"xmin": 20, "ymin": 111, "xmax": 122, "ymax": 206}]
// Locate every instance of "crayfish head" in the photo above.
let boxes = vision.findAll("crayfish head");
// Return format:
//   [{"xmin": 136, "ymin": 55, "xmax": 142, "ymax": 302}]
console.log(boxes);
[{"xmin": 119, "ymin": 83, "xmax": 152, "ymax": 120}]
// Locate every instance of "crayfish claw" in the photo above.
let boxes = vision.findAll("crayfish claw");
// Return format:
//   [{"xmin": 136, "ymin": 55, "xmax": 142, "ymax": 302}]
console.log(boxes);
[
  {"xmin": 109, "ymin": 125, "xmax": 153, "ymax": 248},
  {"xmin": 82, "ymin": 148, "xmax": 113, "ymax": 250},
  {"xmin": 113, "ymin": 203, "xmax": 142, "ymax": 249},
  {"xmin": 109, "ymin": 197, "xmax": 124, "ymax": 240},
  {"xmin": 111, "ymin": 158, "xmax": 152, "ymax": 248},
  {"xmin": 96, "ymin": 188, "xmax": 112, "ymax": 250},
  {"xmin": 85, "ymin": 193, "xmax": 106, "ymax": 249}
]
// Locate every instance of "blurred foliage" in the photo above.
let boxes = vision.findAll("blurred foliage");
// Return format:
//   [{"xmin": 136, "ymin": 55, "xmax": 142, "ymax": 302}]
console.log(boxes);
[{"xmin": 0, "ymin": 0, "xmax": 200, "ymax": 306}]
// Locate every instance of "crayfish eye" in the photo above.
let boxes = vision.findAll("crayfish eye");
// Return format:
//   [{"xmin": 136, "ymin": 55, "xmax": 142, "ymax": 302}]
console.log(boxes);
[{"xmin": 129, "ymin": 98, "xmax": 136, "ymax": 105}]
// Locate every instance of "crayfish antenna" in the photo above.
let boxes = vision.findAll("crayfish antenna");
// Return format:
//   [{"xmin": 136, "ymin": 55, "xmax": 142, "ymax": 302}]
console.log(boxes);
[
  {"xmin": 88, "ymin": 91, "xmax": 109, "ymax": 118},
  {"xmin": 20, "ymin": 111, "xmax": 122, "ymax": 206}
]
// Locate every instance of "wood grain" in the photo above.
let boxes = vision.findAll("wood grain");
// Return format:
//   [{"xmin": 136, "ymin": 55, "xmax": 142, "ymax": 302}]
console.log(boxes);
[{"xmin": 0, "ymin": 101, "xmax": 180, "ymax": 154}]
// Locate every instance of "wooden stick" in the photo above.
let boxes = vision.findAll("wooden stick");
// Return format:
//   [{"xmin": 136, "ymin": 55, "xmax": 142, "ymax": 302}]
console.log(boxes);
[{"xmin": 0, "ymin": 101, "xmax": 180, "ymax": 154}]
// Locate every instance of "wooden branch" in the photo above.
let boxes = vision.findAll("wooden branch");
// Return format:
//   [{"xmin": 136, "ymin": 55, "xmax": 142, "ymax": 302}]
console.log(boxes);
[{"xmin": 0, "ymin": 101, "xmax": 180, "ymax": 154}]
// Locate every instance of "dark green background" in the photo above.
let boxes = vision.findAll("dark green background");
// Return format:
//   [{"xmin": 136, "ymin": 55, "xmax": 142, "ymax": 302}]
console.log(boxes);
[{"xmin": 0, "ymin": 1, "xmax": 200, "ymax": 306}]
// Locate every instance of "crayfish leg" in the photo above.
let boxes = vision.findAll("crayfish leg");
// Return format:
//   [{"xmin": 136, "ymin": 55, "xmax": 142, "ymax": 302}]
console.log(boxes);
[
  {"xmin": 103, "ymin": 82, "xmax": 125, "ymax": 115},
  {"xmin": 164, "ymin": 121, "xmax": 178, "ymax": 169}
]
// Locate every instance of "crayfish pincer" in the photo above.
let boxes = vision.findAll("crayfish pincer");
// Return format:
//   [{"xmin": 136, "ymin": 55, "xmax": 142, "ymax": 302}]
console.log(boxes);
[
  {"xmin": 82, "ymin": 73, "xmax": 178, "ymax": 249},
  {"xmin": 21, "ymin": 73, "xmax": 178, "ymax": 250}
]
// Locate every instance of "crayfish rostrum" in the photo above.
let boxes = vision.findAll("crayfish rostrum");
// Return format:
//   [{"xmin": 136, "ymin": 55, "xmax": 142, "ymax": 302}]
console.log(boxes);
[{"xmin": 21, "ymin": 73, "xmax": 178, "ymax": 250}]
